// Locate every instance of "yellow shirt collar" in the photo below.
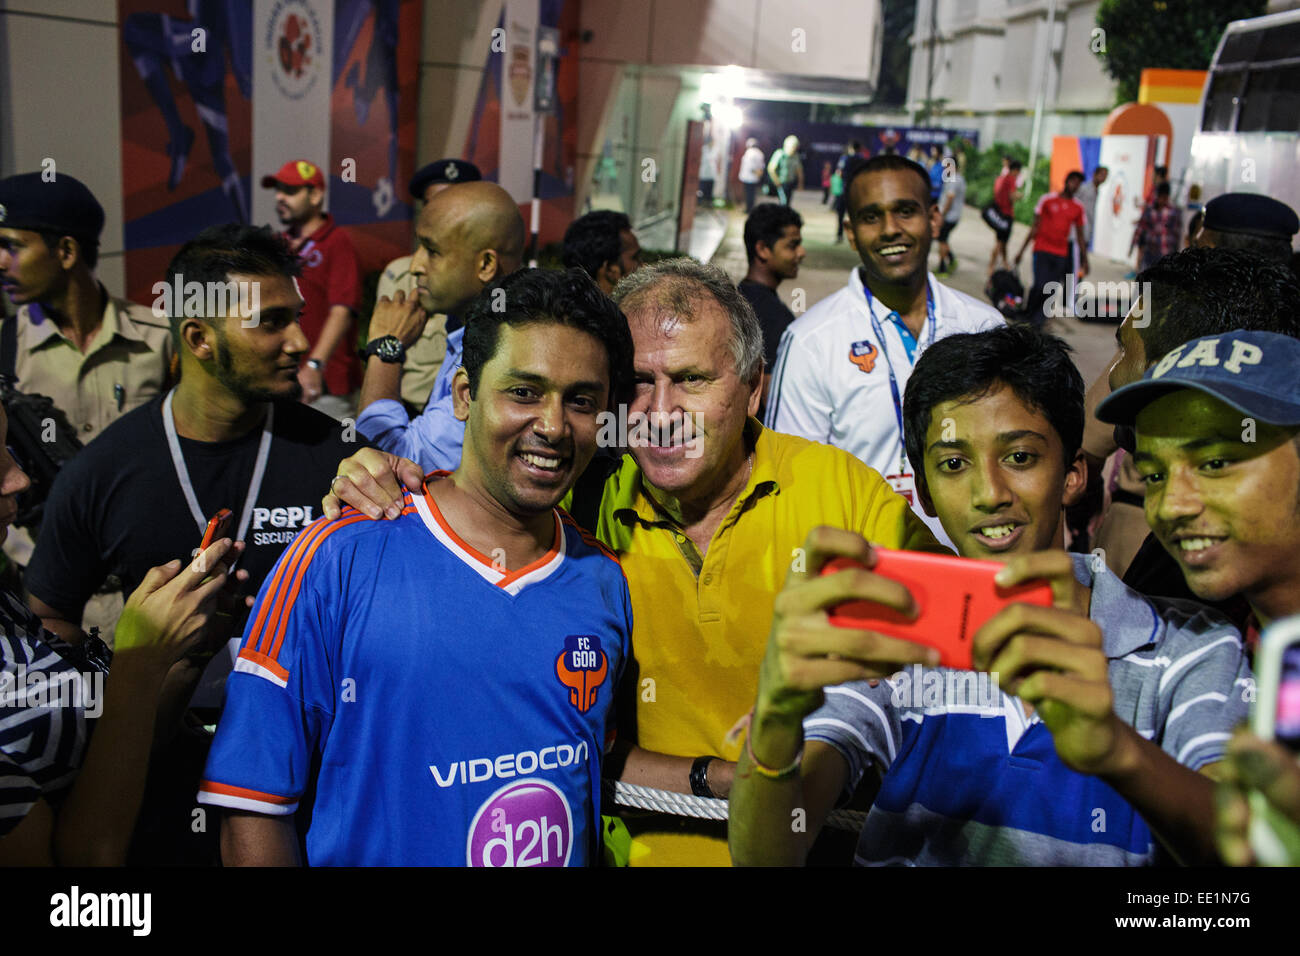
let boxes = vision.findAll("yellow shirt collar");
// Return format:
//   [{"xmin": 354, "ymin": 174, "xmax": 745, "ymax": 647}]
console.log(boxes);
[{"xmin": 611, "ymin": 417, "xmax": 779, "ymax": 528}]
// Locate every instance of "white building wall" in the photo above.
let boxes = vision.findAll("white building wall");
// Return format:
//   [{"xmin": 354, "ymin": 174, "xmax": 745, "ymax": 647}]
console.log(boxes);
[
  {"xmin": 0, "ymin": 0, "xmax": 127, "ymax": 295},
  {"xmin": 906, "ymin": 0, "xmax": 1117, "ymax": 149}
]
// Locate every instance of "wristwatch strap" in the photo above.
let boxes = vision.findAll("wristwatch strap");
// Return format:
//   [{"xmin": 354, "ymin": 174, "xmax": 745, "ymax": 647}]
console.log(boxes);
[{"xmin": 690, "ymin": 755, "xmax": 719, "ymax": 798}]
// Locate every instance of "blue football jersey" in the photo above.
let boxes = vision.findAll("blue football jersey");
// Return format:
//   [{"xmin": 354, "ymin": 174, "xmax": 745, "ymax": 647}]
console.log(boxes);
[{"xmin": 199, "ymin": 482, "xmax": 631, "ymax": 866}]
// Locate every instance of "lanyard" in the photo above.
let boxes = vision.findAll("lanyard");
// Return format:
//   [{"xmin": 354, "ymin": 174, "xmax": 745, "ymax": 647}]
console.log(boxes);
[
  {"xmin": 861, "ymin": 277, "xmax": 936, "ymax": 472},
  {"xmin": 162, "ymin": 389, "xmax": 274, "ymax": 549}
]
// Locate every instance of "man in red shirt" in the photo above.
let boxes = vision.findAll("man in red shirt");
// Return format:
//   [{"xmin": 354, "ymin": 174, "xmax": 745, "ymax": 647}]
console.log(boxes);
[
  {"xmin": 1015, "ymin": 170, "xmax": 1088, "ymax": 328},
  {"xmin": 984, "ymin": 158, "xmax": 1022, "ymax": 276},
  {"xmin": 262, "ymin": 159, "xmax": 362, "ymax": 420}
]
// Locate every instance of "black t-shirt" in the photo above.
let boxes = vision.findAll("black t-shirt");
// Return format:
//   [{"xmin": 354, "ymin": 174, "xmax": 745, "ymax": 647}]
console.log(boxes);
[
  {"xmin": 739, "ymin": 279, "xmax": 796, "ymax": 370},
  {"xmin": 27, "ymin": 395, "xmax": 364, "ymax": 625}
]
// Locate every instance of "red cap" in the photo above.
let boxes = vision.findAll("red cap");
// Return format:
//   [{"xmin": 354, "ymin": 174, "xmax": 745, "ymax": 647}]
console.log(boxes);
[{"xmin": 261, "ymin": 159, "xmax": 325, "ymax": 189}]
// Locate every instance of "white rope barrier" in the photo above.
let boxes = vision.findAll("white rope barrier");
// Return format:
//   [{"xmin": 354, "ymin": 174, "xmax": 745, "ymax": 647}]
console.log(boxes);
[{"xmin": 608, "ymin": 780, "xmax": 867, "ymax": 833}]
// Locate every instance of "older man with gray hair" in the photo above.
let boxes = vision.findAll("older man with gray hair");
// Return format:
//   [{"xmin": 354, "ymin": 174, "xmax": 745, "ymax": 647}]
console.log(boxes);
[{"xmin": 322, "ymin": 257, "xmax": 944, "ymax": 866}]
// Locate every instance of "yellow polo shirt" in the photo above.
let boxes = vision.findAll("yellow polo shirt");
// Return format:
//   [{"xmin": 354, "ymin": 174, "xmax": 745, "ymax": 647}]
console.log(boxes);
[{"xmin": 595, "ymin": 419, "xmax": 946, "ymax": 865}]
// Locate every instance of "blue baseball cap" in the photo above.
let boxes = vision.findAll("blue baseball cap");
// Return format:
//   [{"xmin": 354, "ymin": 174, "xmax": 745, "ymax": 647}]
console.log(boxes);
[{"xmin": 1097, "ymin": 330, "xmax": 1300, "ymax": 427}]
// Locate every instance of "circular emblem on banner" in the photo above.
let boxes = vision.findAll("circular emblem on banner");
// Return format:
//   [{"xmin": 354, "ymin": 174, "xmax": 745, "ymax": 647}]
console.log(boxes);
[
  {"xmin": 266, "ymin": 0, "xmax": 323, "ymax": 101},
  {"xmin": 444, "ymin": 163, "xmax": 459, "ymax": 181},
  {"xmin": 466, "ymin": 778, "xmax": 573, "ymax": 867}
]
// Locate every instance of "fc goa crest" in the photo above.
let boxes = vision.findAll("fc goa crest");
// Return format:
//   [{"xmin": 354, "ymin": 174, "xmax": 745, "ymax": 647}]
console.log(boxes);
[
  {"xmin": 556, "ymin": 635, "xmax": 608, "ymax": 714},
  {"xmin": 849, "ymin": 340, "xmax": 879, "ymax": 374}
]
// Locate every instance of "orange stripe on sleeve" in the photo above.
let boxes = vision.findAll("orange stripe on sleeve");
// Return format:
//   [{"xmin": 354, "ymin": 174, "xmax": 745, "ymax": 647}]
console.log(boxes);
[
  {"xmin": 236, "ymin": 647, "xmax": 290, "ymax": 682},
  {"xmin": 199, "ymin": 780, "xmax": 297, "ymax": 805},
  {"xmin": 265, "ymin": 513, "xmax": 369, "ymax": 662},
  {"xmin": 248, "ymin": 519, "xmax": 333, "ymax": 656}
]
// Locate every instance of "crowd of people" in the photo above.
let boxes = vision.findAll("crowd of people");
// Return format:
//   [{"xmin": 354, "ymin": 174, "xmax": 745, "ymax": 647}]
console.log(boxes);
[{"xmin": 1, "ymin": 147, "xmax": 1298, "ymax": 869}]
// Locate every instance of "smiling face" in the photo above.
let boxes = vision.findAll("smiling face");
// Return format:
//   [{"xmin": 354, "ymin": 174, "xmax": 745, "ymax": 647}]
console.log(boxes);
[
  {"xmin": 454, "ymin": 321, "xmax": 609, "ymax": 517},
  {"xmin": 920, "ymin": 382, "xmax": 1085, "ymax": 560},
  {"xmin": 845, "ymin": 169, "xmax": 939, "ymax": 288},
  {"xmin": 1134, "ymin": 389, "xmax": 1300, "ymax": 617},
  {"xmin": 0, "ymin": 227, "xmax": 64, "ymax": 305},
  {"xmin": 202, "ymin": 272, "xmax": 309, "ymax": 403},
  {"xmin": 625, "ymin": 294, "xmax": 759, "ymax": 504}
]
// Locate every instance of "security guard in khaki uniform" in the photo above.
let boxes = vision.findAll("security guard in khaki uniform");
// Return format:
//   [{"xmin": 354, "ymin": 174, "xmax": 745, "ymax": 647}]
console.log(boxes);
[
  {"xmin": 0, "ymin": 171, "xmax": 173, "ymax": 636},
  {"xmin": 0, "ymin": 172, "xmax": 173, "ymax": 442},
  {"xmin": 375, "ymin": 159, "xmax": 480, "ymax": 412}
]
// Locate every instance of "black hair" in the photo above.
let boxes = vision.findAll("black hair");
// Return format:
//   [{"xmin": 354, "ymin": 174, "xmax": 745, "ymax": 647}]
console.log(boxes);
[
  {"xmin": 1155, "ymin": 181, "xmax": 1172, "ymax": 198},
  {"xmin": 1135, "ymin": 246, "xmax": 1300, "ymax": 362},
  {"xmin": 1065, "ymin": 170, "xmax": 1084, "ymax": 184},
  {"xmin": 1207, "ymin": 229, "xmax": 1295, "ymax": 265},
  {"xmin": 903, "ymin": 324, "xmax": 1084, "ymax": 503},
  {"xmin": 37, "ymin": 230, "xmax": 99, "ymax": 271},
  {"xmin": 164, "ymin": 223, "xmax": 301, "ymax": 346},
  {"xmin": 842, "ymin": 154, "xmax": 933, "ymax": 216},
  {"xmin": 462, "ymin": 267, "xmax": 635, "ymax": 410},
  {"xmin": 743, "ymin": 204, "xmax": 803, "ymax": 264},
  {"xmin": 561, "ymin": 210, "xmax": 632, "ymax": 280},
  {"xmin": 1154, "ymin": 165, "xmax": 1168, "ymax": 178},
  {"xmin": 1007, "ymin": 159, "xmax": 1023, "ymax": 172}
]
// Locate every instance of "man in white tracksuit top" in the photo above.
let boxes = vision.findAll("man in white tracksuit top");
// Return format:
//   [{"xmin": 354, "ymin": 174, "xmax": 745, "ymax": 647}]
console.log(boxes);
[{"xmin": 766, "ymin": 154, "xmax": 1002, "ymax": 548}]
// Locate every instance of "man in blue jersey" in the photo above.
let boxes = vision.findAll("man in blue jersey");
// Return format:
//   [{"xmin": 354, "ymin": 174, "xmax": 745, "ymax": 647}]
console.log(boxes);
[
  {"xmin": 729, "ymin": 325, "xmax": 1251, "ymax": 866},
  {"xmin": 198, "ymin": 268, "xmax": 636, "ymax": 866}
]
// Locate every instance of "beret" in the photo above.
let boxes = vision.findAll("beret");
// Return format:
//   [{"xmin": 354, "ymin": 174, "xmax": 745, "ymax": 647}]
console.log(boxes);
[
  {"xmin": 1203, "ymin": 192, "xmax": 1299, "ymax": 240},
  {"xmin": 409, "ymin": 159, "xmax": 481, "ymax": 199},
  {"xmin": 0, "ymin": 172, "xmax": 104, "ymax": 242}
]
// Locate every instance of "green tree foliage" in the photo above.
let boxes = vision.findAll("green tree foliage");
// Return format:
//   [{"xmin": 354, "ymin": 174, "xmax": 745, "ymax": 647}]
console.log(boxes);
[
  {"xmin": 1094, "ymin": 0, "xmax": 1266, "ymax": 104},
  {"xmin": 963, "ymin": 140, "xmax": 1050, "ymax": 227}
]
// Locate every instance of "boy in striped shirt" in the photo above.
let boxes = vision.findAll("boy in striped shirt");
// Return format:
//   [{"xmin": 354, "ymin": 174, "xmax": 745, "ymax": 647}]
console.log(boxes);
[{"xmin": 730, "ymin": 325, "xmax": 1250, "ymax": 866}]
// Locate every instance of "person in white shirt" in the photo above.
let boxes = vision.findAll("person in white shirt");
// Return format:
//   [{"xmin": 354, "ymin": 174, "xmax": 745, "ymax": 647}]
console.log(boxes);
[
  {"xmin": 765, "ymin": 154, "xmax": 1002, "ymax": 547},
  {"xmin": 738, "ymin": 138, "xmax": 766, "ymax": 213},
  {"xmin": 1073, "ymin": 165, "xmax": 1107, "ymax": 251}
]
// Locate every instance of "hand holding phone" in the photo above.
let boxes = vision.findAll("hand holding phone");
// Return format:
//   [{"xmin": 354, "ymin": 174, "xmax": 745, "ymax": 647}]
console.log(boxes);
[{"xmin": 822, "ymin": 548, "xmax": 1053, "ymax": 670}]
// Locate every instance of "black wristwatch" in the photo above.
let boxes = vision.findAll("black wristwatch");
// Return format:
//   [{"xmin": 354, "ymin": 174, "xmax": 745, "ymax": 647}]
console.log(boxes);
[
  {"xmin": 690, "ymin": 755, "xmax": 719, "ymax": 799},
  {"xmin": 362, "ymin": 335, "xmax": 407, "ymax": 364}
]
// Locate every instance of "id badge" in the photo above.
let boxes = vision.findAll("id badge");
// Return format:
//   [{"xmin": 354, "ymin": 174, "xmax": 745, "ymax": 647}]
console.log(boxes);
[{"xmin": 885, "ymin": 472, "xmax": 916, "ymax": 505}]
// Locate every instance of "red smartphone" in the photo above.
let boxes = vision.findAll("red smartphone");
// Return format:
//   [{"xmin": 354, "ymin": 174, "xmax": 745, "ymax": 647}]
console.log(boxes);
[
  {"xmin": 820, "ymin": 548, "xmax": 1054, "ymax": 670},
  {"xmin": 199, "ymin": 508, "xmax": 235, "ymax": 551}
]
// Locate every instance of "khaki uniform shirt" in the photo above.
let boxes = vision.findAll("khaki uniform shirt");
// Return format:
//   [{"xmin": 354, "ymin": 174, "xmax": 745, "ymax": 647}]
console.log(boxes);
[
  {"xmin": 376, "ymin": 254, "xmax": 449, "ymax": 411},
  {"xmin": 4, "ymin": 288, "xmax": 172, "ymax": 581},
  {"xmin": 14, "ymin": 288, "xmax": 173, "ymax": 443}
]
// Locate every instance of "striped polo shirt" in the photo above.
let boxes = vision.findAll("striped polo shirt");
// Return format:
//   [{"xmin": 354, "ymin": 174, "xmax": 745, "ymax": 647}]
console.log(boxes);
[{"xmin": 804, "ymin": 553, "xmax": 1253, "ymax": 866}]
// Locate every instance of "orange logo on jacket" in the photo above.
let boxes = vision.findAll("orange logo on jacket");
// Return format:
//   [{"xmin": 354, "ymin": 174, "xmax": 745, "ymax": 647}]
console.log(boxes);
[
  {"xmin": 849, "ymin": 340, "xmax": 879, "ymax": 373},
  {"xmin": 555, "ymin": 635, "xmax": 608, "ymax": 714}
]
